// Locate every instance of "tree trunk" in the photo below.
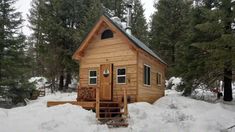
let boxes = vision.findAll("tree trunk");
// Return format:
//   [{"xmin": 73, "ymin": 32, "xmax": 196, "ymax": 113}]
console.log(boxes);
[
  {"xmin": 223, "ymin": 3, "xmax": 233, "ymax": 102},
  {"xmin": 64, "ymin": 72, "xmax": 71, "ymax": 91},
  {"xmin": 51, "ymin": 78, "xmax": 55, "ymax": 93},
  {"xmin": 223, "ymin": 66, "xmax": 233, "ymax": 101},
  {"xmin": 59, "ymin": 74, "xmax": 64, "ymax": 91}
]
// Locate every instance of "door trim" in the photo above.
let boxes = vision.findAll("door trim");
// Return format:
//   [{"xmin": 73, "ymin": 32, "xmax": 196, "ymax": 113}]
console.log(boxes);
[{"xmin": 99, "ymin": 63, "xmax": 113, "ymax": 101}]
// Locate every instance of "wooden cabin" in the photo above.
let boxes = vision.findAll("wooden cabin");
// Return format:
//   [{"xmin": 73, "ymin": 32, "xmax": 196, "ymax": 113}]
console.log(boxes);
[
  {"xmin": 72, "ymin": 14, "xmax": 167, "ymax": 104},
  {"xmin": 47, "ymin": 14, "xmax": 167, "ymax": 126}
]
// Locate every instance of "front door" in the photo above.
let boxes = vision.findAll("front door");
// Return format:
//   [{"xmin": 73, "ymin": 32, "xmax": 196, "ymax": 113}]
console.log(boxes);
[{"xmin": 100, "ymin": 64, "xmax": 113, "ymax": 101}]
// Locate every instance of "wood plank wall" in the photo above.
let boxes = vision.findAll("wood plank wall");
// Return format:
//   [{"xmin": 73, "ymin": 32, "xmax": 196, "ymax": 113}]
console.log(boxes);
[
  {"xmin": 137, "ymin": 51, "xmax": 166, "ymax": 103},
  {"xmin": 79, "ymin": 27, "xmax": 138, "ymax": 103}
]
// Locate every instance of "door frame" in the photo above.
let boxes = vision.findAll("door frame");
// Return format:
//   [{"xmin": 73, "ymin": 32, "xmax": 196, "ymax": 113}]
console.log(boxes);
[{"xmin": 99, "ymin": 63, "xmax": 113, "ymax": 101}]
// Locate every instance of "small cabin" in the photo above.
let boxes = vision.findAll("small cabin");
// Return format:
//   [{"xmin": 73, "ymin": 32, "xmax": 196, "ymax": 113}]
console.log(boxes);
[{"xmin": 72, "ymin": 14, "xmax": 167, "ymax": 104}]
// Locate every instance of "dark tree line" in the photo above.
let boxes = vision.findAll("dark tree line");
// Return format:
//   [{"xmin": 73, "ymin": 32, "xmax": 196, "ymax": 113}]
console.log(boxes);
[
  {"xmin": 0, "ymin": 0, "xmax": 233, "ymax": 104},
  {"xmin": 27, "ymin": 0, "xmax": 148, "ymax": 92},
  {"xmin": 149, "ymin": 0, "xmax": 234, "ymax": 101}
]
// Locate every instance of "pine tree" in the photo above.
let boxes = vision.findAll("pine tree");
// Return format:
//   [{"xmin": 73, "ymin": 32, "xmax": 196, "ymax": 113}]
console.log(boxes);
[
  {"xmin": 131, "ymin": 0, "xmax": 149, "ymax": 43},
  {"xmin": 0, "ymin": 0, "xmax": 34, "ymax": 103},
  {"xmin": 149, "ymin": 0, "xmax": 191, "ymax": 75},
  {"xmin": 28, "ymin": 0, "xmax": 101, "ymax": 92},
  {"xmin": 176, "ymin": 0, "xmax": 218, "ymax": 95},
  {"xmin": 191, "ymin": 0, "xmax": 234, "ymax": 101},
  {"xmin": 101, "ymin": 0, "xmax": 125, "ymax": 19},
  {"xmin": 178, "ymin": 0, "xmax": 234, "ymax": 99}
]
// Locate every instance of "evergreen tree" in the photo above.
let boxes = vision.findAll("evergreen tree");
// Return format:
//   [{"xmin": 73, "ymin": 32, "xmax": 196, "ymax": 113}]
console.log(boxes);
[
  {"xmin": 190, "ymin": 0, "xmax": 234, "ymax": 100},
  {"xmin": 101, "ymin": 0, "xmax": 125, "ymax": 19},
  {"xmin": 149, "ymin": 0, "xmax": 191, "ymax": 75},
  {"xmin": 28, "ymin": 0, "xmax": 102, "ymax": 91},
  {"xmin": 131, "ymin": 0, "xmax": 149, "ymax": 43},
  {"xmin": 177, "ymin": 0, "xmax": 234, "ymax": 99},
  {"xmin": 0, "ymin": 0, "xmax": 34, "ymax": 103}
]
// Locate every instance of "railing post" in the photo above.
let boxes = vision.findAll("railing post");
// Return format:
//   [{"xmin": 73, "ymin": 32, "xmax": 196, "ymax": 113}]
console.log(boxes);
[
  {"xmin": 96, "ymin": 87, "xmax": 100, "ymax": 118},
  {"xmin": 123, "ymin": 86, "xmax": 128, "ymax": 117}
]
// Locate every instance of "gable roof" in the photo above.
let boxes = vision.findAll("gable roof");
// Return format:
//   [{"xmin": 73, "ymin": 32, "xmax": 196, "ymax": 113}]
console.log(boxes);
[
  {"xmin": 103, "ymin": 14, "xmax": 167, "ymax": 65},
  {"xmin": 73, "ymin": 14, "xmax": 167, "ymax": 65}
]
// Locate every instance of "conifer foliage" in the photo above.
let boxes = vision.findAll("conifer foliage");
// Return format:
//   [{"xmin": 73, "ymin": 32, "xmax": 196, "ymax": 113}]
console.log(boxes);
[
  {"xmin": 0, "ymin": 0, "xmax": 34, "ymax": 104},
  {"xmin": 150, "ymin": 0, "xmax": 234, "ymax": 100}
]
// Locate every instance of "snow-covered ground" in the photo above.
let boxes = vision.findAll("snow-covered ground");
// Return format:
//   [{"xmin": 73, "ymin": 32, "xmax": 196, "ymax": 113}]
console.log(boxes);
[{"xmin": 0, "ymin": 91, "xmax": 235, "ymax": 132}]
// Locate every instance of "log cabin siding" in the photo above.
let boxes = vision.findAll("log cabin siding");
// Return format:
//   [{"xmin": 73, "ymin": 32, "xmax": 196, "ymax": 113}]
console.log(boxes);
[
  {"xmin": 137, "ymin": 51, "xmax": 165, "ymax": 103},
  {"xmin": 79, "ymin": 30, "xmax": 138, "ymax": 103}
]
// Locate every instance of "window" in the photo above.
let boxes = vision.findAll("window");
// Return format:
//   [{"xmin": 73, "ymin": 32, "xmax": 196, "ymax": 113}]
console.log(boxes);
[
  {"xmin": 117, "ymin": 68, "xmax": 126, "ymax": 84},
  {"xmin": 101, "ymin": 29, "xmax": 113, "ymax": 39},
  {"xmin": 89, "ymin": 70, "xmax": 97, "ymax": 85},
  {"xmin": 144, "ymin": 64, "xmax": 150, "ymax": 86},
  {"xmin": 157, "ymin": 72, "xmax": 162, "ymax": 86}
]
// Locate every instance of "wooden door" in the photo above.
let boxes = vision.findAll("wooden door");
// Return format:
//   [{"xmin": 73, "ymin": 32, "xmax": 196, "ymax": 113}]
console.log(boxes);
[{"xmin": 100, "ymin": 64, "xmax": 113, "ymax": 101}]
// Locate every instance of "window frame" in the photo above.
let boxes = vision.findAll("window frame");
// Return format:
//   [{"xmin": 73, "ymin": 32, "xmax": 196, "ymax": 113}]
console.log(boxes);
[
  {"xmin": 157, "ymin": 72, "xmax": 162, "ymax": 86},
  {"xmin": 88, "ymin": 70, "xmax": 97, "ymax": 85},
  {"xmin": 116, "ymin": 67, "xmax": 126, "ymax": 84},
  {"xmin": 144, "ymin": 64, "xmax": 151, "ymax": 86}
]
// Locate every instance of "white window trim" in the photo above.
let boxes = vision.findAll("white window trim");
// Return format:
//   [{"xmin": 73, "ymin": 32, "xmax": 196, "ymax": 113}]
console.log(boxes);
[
  {"xmin": 157, "ymin": 72, "xmax": 162, "ymax": 86},
  {"xmin": 116, "ymin": 67, "xmax": 126, "ymax": 84},
  {"xmin": 88, "ymin": 70, "xmax": 97, "ymax": 85},
  {"xmin": 144, "ymin": 64, "xmax": 151, "ymax": 86}
]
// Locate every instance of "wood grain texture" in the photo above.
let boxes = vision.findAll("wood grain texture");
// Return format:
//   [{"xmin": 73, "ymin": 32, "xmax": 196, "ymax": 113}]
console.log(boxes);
[
  {"xmin": 74, "ymin": 15, "xmax": 167, "ymax": 104},
  {"xmin": 137, "ymin": 51, "xmax": 166, "ymax": 103},
  {"xmin": 47, "ymin": 101, "xmax": 96, "ymax": 109},
  {"xmin": 79, "ymin": 25, "xmax": 138, "ymax": 103}
]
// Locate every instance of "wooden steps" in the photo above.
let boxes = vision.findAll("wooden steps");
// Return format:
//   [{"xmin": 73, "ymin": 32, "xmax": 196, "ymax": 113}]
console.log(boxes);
[{"xmin": 97, "ymin": 102, "xmax": 128, "ymax": 127}]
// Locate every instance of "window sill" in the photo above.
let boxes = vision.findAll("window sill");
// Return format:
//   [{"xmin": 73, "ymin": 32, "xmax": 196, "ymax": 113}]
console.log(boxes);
[
  {"xmin": 144, "ymin": 84, "xmax": 151, "ymax": 87},
  {"xmin": 117, "ymin": 83, "xmax": 126, "ymax": 85}
]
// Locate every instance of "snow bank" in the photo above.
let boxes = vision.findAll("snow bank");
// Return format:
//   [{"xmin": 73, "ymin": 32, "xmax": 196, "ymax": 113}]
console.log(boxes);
[
  {"xmin": 0, "ymin": 92, "xmax": 109, "ymax": 132},
  {"xmin": 127, "ymin": 91, "xmax": 235, "ymax": 132},
  {"xmin": 0, "ymin": 91, "xmax": 235, "ymax": 132},
  {"xmin": 28, "ymin": 77, "xmax": 48, "ymax": 89},
  {"xmin": 191, "ymin": 88, "xmax": 217, "ymax": 102}
]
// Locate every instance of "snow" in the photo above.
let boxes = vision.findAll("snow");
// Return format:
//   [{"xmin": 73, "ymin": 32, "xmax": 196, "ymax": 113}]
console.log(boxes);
[
  {"xmin": 28, "ymin": 77, "xmax": 48, "ymax": 89},
  {"xmin": 0, "ymin": 91, "xmax": 235, "ymax": 132},
  {"xmin": 166, "ymin": 77, "xmax": 183, "ymax": 90}
]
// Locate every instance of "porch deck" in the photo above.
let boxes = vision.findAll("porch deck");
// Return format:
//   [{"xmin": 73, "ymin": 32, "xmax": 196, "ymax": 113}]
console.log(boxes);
[{"xmin": 47, "ymin": 101, "xmax": 96, "ymax": 109}]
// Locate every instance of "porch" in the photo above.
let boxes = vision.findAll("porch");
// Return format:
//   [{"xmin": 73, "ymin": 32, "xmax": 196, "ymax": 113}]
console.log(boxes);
[{"xmin": 47, "ymin": 86, "xmax": 129, "ymax": 127}]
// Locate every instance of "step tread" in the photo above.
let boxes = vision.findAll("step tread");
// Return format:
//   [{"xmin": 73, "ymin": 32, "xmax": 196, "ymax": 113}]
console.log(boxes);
[
  {"xmin": 100, "ymin": 102, "xmax": 119, "ymax": 104},
  {"xmin": 100, "ymin": 107, "xmax": 122, "ymax": 109},
  {"xmin": 98, "ymin": 117, "xmax": 126, "ymax": 120},
  {"xmin": 107, "ymin": 122, "xmax": 129, "ymax": 126},
  {"xmin": 99, "ymin": 112, "xmax": 124, "ymax": 114}
]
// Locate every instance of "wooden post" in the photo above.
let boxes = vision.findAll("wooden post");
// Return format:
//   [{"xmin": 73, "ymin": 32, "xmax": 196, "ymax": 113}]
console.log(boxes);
[
  {"xmin": 96, "ymin": 87, "xmax": 100, "ymax": 118},
  {"xmin": 123, "ymin": 86, "xmax": 128, "ymax": 117}
]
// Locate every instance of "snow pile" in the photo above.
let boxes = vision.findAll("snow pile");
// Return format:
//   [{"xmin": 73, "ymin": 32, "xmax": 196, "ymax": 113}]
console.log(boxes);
[
  {"xmin": 68, "ymin": 78, "xmax": 78, "ymax": 89},
  {"xmin": 191, "ymin": 88, "xmax": 217, "ymax": 102},
  {"xmin": 166, "ymin": 77, "xmax": 183, "ymax": 90},
  {"xmin": 0, "ymin": 92, "xmax": 109, "ymax": 132},
  {"xmin": 28, "ymin": 77, "xmax": 48, "ymax": 89},
  {"xmin": 0, "ymin": 91, "xmax": 235, "ymax": 132},
  {"xmin": 128, "ymin": 90, "xmax": 235, "ymax": 132}
]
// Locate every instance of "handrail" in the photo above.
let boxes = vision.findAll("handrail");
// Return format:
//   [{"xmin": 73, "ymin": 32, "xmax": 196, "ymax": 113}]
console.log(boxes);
[
  {"xmin": 123, "ymin": 86, "xmax": 128, "ymax": 117},
  {"xmin": 96, "ymin": 87, "xmax": 100, "ymax": 118}
]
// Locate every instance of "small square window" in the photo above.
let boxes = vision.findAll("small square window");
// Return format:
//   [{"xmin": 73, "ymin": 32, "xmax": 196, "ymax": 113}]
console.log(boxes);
[
  {"xmin": 89, "ymin": 70, "xmax": 97, "ymax": 85},
  {"xmin": 117, "ymin": 68, "xmax": 126, "ymax": 84}
]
